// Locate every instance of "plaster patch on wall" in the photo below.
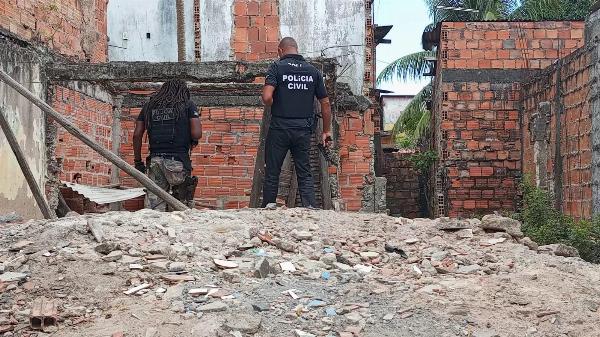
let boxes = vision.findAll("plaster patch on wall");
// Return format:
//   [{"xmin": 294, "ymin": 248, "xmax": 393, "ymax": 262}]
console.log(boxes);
[
  {"xmin": 279, "ymin": 0, "xmax": 366, "ymax": 95},
  {"xmin": 200, "ymin": 0, "xmax": 234, "ymax": 61}
]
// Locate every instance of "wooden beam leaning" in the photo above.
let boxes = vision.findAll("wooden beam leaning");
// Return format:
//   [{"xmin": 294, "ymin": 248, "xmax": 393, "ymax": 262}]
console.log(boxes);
[
  {"xmin": 0, "ymin": 69, "xmax": 189, "ymax": 212},
  {"xmin": 0, "ymin": 106, "xmax": 55, "ymax": 219},
  {"xmin": 249, "ymin": 106, "xmax": 272, "ymax": 208}
]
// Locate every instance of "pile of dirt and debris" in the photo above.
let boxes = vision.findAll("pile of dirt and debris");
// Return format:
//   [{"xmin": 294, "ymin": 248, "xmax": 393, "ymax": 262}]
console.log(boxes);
[{"xmin": 0, "ymin": 208, "xmax": 599, "ymax": 337}]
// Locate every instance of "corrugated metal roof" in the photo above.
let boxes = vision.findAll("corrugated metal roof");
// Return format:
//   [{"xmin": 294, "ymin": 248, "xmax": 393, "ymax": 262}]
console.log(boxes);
[{"xmin": 62, "ymin": 182, "xmax": 146, "ymax": 205}]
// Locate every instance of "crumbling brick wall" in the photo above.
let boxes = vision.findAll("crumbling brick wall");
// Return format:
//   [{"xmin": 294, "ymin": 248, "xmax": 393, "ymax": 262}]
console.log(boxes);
[
  {"xmin": 435, "ymin": 21, "xmax": 585, "ymax": 218},
  {"xmin": 51, "ymin": 85, "xmax": 114, "ymax": 187},
  {"xmin": 382, "ymin": 151, "xmax": 421, "ymax": 218},
  {"xmin": 0, "ymin": 0, "xmax": 108, "ymax": 62},
  {"xmin": 119, "ymin": 106, "xmax": 261, "ymax": 209},
  {"xmin": 521, "ymin": 46, "xmax": 593, "ymax": 220}
]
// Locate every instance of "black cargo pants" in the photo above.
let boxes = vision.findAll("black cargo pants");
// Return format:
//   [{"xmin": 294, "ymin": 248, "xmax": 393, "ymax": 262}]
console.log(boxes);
[{"xmin": 261, "ymin": 127, "xmax": 317, "ymax": 208}]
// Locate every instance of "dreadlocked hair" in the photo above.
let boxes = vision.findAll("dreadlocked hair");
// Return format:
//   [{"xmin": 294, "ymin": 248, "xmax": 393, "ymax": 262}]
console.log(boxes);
[{"xmin": 144, "ymin": 79, "xmax": 191, "ymax": 129}]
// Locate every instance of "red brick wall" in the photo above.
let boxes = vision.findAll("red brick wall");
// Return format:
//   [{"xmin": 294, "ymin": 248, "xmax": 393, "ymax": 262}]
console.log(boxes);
[
  {"xmin": 338, "ymin": 109, "xmax": 375, "ymax": 211},
  {"xmin": 436, "ymin": 21, "xmax": 585, "ymax": 218},
  {"xmin": 0, "ymin": 0, "xmax": 108, "ymax": 62},
  {"xmin": 51, "ymin": 86, "xmax": 113, "ymax": 186},
  {"xmin": 232, "ymin": 0, "xmax": 279, "ymax": 61},
  {"xmin": 441, "ymin": 21, "xmax": 584, "ymax": 70},
  {"xmin": 382, "ymin": 151, "xmax": 420, "ymax": 218},
  {"xmin": 119, "ymin": 106, "xmax": 261, "ymax": 210},
  {"xmin": 521, "ymin": 46, "xmax": 593, "ymax": 220}
]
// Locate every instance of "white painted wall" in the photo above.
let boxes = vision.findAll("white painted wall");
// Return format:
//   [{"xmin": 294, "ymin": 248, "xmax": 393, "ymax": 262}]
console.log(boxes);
[
  {"xmin": 382, "ymin": 95, "xmax": 414, "ymax": 130},
  {"xmin": 0, "ymin": 49, "xmax": 46, "ymax": 219},
  {"xmin": 279, "ymin": 0, "xmax": 366, "ymax": 95},
  {"xmin": 200, "ymin": 0, "xmax": 234, "ymax": 61},
  {"xmin": 108, "ymin": 0, "xmax": 195, "ymax": 62}
]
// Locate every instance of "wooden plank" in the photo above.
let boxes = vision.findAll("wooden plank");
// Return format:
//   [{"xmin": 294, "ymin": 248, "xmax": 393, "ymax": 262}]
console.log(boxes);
[
  {"xmin": 314, "ymin": 100, "xmax": 333, "ymax": 210},
  {"xmin": 249, "ymin": 106, "xmax": 271, "ymax": 208},
  {"xmin": 316, "ymin": 119, "xmax": 333, "ymax": 210},
  {"xmin": 0, "ymin": 106, "xmax": 55, "ymax": 219},
  {"xmin": 0, "ymin": 69, "xmax": 189, "ymax": 212}
]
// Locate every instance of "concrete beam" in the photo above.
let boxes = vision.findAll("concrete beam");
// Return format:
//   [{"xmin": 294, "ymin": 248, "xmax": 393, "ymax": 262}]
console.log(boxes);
[
  {"xmin": 45, "ymin": 59, "xmax": 338, "ymax": 84},
  {"xmin": 112, "ymin": 83, "xmax": 263, "ymax": 95},
  {"xmin": 122, "ymin": 94, "xmax": 262, "ymax": 108},
  {"xmin": 46, "ymin": 61, "xmax": 272, "ymax": 83}
]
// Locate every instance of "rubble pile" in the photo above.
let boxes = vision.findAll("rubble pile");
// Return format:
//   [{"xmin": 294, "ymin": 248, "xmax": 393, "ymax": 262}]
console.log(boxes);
[{"xmin": 0, "ymin": 209, "xmax": 599, "ymax": 337}]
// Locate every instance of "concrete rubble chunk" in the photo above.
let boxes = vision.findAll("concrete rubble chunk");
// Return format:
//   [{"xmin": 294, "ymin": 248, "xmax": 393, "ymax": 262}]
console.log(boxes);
[
  {"xmin": 0, "ymin": 272, "xmax": 27, "ymax": 282},
  {"xmin": 280, "ymin": 261, "xmax": 297, "ymax": 273},
  {"xmin": 9, "ymin": 240, "xmax": 33, "ymax": 252},
  {"xmin": 480, "ymin": 215, "xmax": 524, "ymax": 238},
  {"xmin": 94, "ymin": 242, "xmax": 119, "ymax": 255},
  {"xmin": 87, "ymin": 219, "xmax": 105, "ymax": 243},
  {"xmin": 436, "ymin": 217, "xmax": 471, "ymax": 230},
  {"xmin": 197, "ymin": 301, "xmax": 228, "ymax": 313},
  {"xmin": 254, "ymin": 257, "xmax": 272, "ymax": 278},
  {"xmin": 223, "ymin": 314, "xmax": 262, "ymax": 334},
  {"xmin": 124, "ymin": 283, "xmax": 150, "ymax": 295},
  {"xmin": 319, "ymin": 253, "xmax": 337, "ymax": 266},
  {"xmin": 360, "ymin": 252, "xmax": 380, "ymax": 259},
  {"xmin": 294, "ymin": 330, "xmax": 316, "ymax": 337},
  {"xmin": 214, "ymin": 259, "xmax": 239, "ymax": 269},
  {"xmin": 168, "ymin": 262, "xmax": 186, "ymax": 272},
  {"xmin": 189, "ymin": 288, "xmax": 209, "ymax": 296},
  {"xmin": 292, "ymin": 230, "xmax": 313, "ymax": 241},
  {"xmin": 520, "ymin": 237, "xmax": 539, "ymax": 251},
  {"xmin": 539, "ymin": 244, "xmax": 579, "ymax": 257},
  {"xmin": 102, "ymin": 250, "xmax": 123, "ymax": 262}
]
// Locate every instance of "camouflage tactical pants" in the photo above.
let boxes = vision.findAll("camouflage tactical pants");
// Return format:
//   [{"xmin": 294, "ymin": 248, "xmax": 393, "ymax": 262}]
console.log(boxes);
[{"xmin": 146, "ymin": 157, "xmax": 190, "ymax": 211}]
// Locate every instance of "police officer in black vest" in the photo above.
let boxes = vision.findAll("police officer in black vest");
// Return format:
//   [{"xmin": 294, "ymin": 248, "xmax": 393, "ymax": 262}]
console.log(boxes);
[
  {"xmin": 261, "ymin": 37, "xmax": 332, "ymax": 208},
  {"xmin": 133, "ymin": 80, "xmax": 202, "ymax": 211}
]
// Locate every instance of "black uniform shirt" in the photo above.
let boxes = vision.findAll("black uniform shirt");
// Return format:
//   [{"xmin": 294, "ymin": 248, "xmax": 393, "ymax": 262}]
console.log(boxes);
[
  {"xmin": 137, "ymin": 100, "xmax": 199, "ymax": 171},
  {"xmin": 265, "ymin": 54, "xmax": 328, "ymax": 129}
]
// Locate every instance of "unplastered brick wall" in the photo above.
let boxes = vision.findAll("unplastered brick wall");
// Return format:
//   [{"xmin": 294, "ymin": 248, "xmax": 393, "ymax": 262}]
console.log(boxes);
[
  {"xmin": 232, "ymin": 0, "xmax": 280, "ymax": 61},
  {"xmin": 382, "ymin": 151, "xmax": 420, "ymax": 218},
  {"xmin": 0, "ymin": 0, "xmax": 108, "ymax": 62},
  {"xmin": 337, "ymin": 109, "xmax": 375, "ymax": 211},
  {"xmin": 51, "ymin": 86, "xmax": 113, "ymax": 187},
  {"xmin": 441, "ymin": 21, "xmax": 584, "ymax": 70},
  {"xmin": 521, "ymin": 46, "xmax": 593, "ymax": 220},
  {"xmin": 119, "ymin": 106, "xmax": 262, "ymax": 210},
  {"xmin": 435, "ymin": 21, "xmax": 585, "ymax": 218}
]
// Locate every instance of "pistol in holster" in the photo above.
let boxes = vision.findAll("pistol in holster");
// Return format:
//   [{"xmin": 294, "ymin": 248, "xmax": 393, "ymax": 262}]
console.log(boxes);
[{"xmin": 172, "ymin": 175, "xmax": 198, "ymax": 207}]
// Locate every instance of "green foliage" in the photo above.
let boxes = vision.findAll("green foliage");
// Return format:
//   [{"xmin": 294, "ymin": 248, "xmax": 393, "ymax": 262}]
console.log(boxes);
[
  {"xmin": 377, "ymin": 51, "xmax": 436, "ymax": 84},
  {"xmin": 408, "ymin": 151, "xmax": 438, "ymax": 175},
  {"xmin": 518, "ymin": 178, "xmax": 600, "ymax": 263},
  {"xmin": 512, "ymin": 0, "xmax": 595, "ymax": 20}
]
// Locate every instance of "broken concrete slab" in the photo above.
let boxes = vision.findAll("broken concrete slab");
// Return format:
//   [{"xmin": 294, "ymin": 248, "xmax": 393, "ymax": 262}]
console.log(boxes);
[
  {"xmin": 0, "ymin": 272, "xmax": 27, "ymax": 282},
  {"xmin": 87, "ymin": 219, "xmax": 105, "ymax": 242},
  {"xmin": 197, "ymin": 302, "xmax": 228, "ymax": 313},
  {"xmin": 222, "ymin": 314, "xmax": 262, "ymax": 334},
  {"xmin": 480, "ymin": 215, "xmax": 524, "ymax": 238}
]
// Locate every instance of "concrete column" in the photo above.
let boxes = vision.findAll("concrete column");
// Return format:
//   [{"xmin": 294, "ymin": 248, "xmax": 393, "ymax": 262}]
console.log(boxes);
[
  {"xmin": 586, "ymin": 4, "xmax": 600, "ymax": 215},
  {"xmin": 531, "ymin": 102, "xmax": 551, "ymax": 190},
  {"xmin": 111, "ymin": 95, "xmax": 123, "ymax": 185}
]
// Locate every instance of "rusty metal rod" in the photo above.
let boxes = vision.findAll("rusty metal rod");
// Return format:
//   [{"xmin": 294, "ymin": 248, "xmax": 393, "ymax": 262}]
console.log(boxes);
[
  {"xmin": 0, "ymin": 69, "xmax": 189, "ymax": 212},
  {"xmin": 0, "ymin": 106, "xmax": 56, "ymax": 219}
]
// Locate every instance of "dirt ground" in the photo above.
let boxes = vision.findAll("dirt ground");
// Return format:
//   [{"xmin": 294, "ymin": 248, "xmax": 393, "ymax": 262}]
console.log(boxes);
[{"xmin": 1, "ymin": 208, "xmax": 599, "ymax": 337}]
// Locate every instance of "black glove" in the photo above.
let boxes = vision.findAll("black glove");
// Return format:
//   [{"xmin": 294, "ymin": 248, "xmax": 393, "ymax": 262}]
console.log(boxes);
[
  {"xmin": 191, "ymin": 139, "xmax": 199, "ymax": 148},
  {"xmin": 134, "ymin": 160, "xmax": 146, "ymax": 174}
]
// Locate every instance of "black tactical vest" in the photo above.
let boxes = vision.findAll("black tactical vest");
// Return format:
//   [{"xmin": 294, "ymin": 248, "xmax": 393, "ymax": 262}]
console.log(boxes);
[
  {"xmin": 147, "ymin": 102, "xmax": 191, "ymax": 154},
  {"xmin": 271, "ymin": 55, "xmax": 320, "ymax": 119}
]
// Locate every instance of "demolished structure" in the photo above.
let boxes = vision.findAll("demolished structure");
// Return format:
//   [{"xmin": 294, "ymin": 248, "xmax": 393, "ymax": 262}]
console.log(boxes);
[{"xmin": 0, "ymin": 0, "xmax": 389, "ymax": 218}]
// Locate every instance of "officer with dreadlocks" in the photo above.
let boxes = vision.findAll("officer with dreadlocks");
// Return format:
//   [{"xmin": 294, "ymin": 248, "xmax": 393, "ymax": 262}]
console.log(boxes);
[
  {"xmin": 133, "ymin": 79, "xmax": 202, "ymax": 211},
  {"xmin": 261, "ymin": 37, "xmax": 332, "ymax": 208}
]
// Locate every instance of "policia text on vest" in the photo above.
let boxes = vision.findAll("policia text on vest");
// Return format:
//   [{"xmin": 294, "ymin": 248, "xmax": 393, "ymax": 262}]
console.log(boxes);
[{"xmin": 283, "ymin": 74, "xmax": 314, "ymax": 90}]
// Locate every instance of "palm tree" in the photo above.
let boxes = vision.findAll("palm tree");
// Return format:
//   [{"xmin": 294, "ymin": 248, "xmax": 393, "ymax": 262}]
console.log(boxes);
[{"xmin": 379, "ymin": 0, "xmax": 594, "ymax": 148}]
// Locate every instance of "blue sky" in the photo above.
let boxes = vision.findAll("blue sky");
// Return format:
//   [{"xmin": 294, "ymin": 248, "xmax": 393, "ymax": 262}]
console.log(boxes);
[{"xmin": 375, "ymin": 0, "xmax": 431, "ymax": 95}]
